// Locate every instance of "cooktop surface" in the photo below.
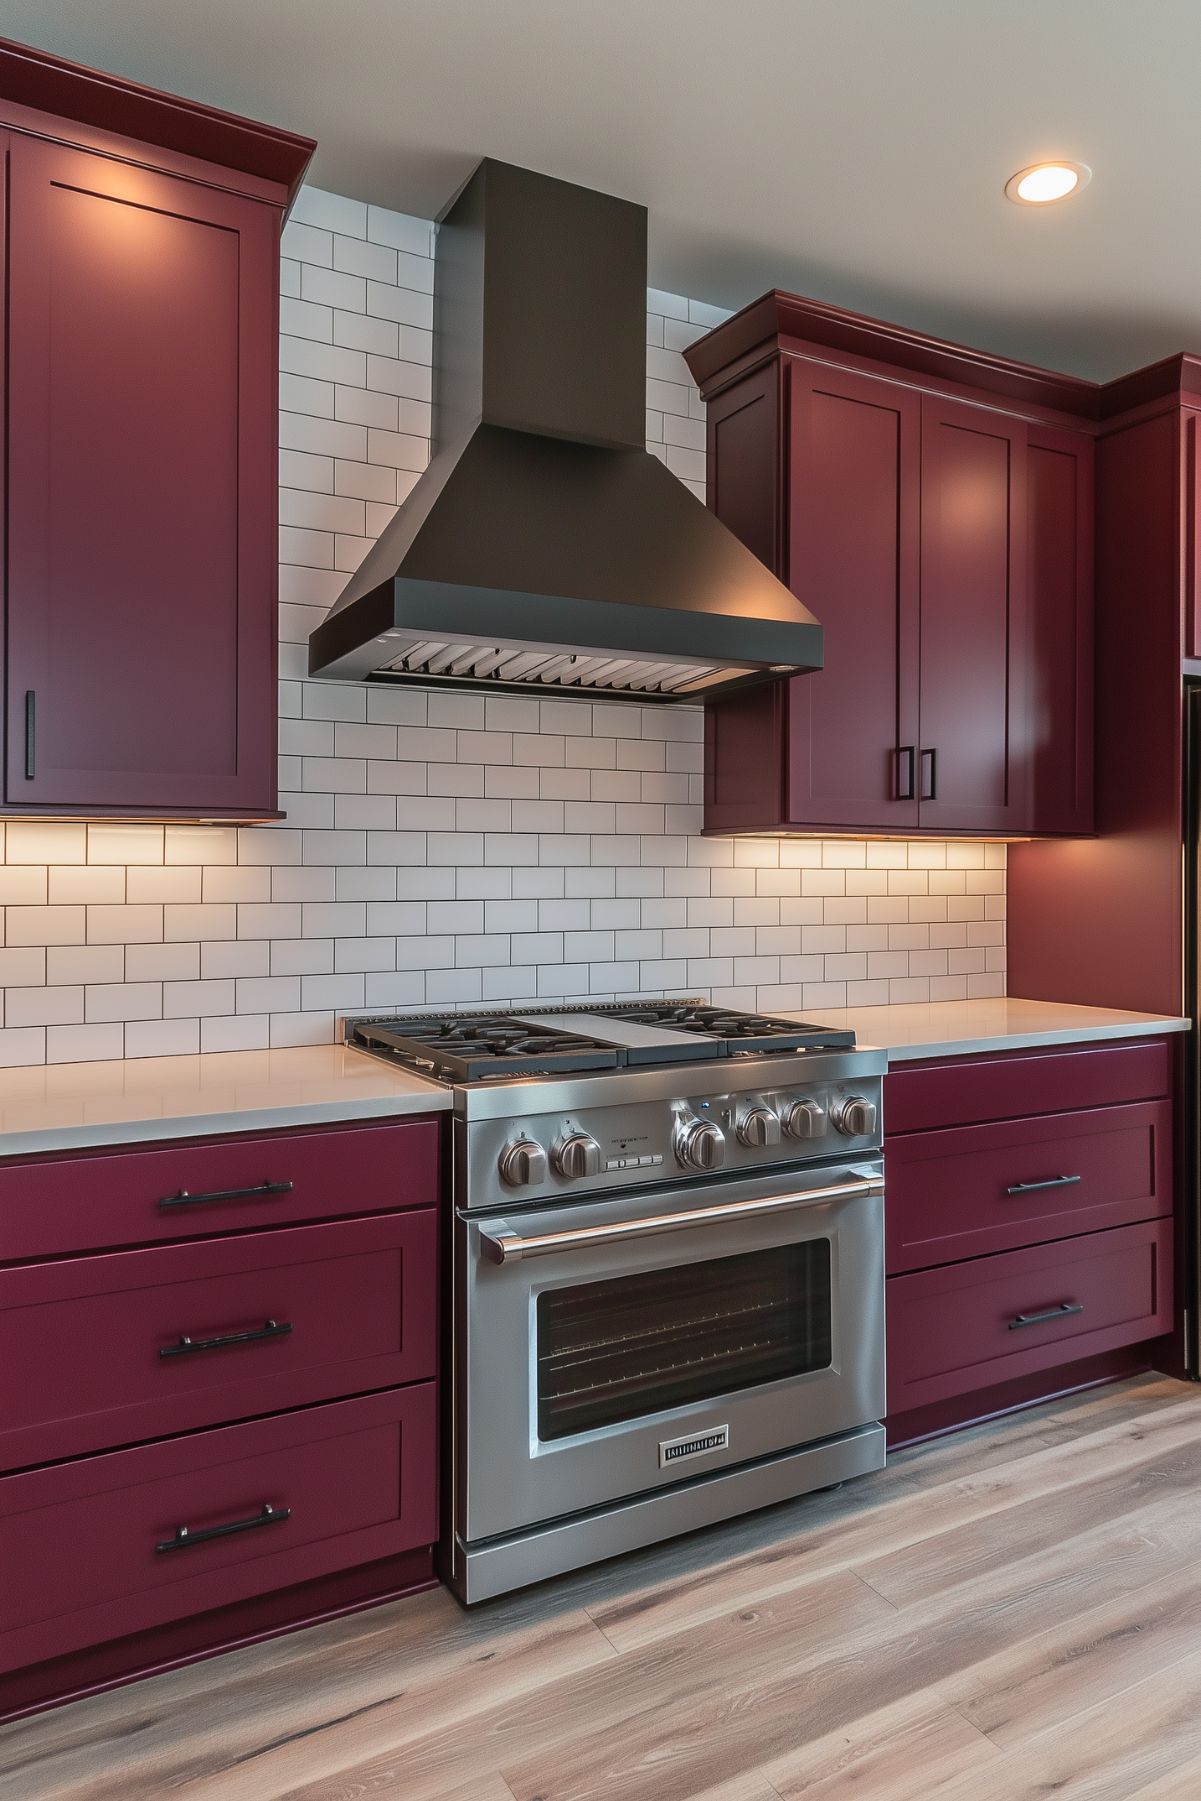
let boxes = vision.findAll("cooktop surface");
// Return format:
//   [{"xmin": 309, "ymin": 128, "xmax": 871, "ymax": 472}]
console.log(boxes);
[{"xmin": 347, "ymin": 1001, "xmax": 856, "ymax": 1084}]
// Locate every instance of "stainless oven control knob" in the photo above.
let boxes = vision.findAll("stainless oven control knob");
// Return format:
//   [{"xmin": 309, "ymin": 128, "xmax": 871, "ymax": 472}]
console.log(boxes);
[
  {"xmin": 831, "ymin": 1095, "xmax": 878, "ymax": 1137},
  {"xmin": 675, "ymin": 1116, "xmax": 726, "ymax": 1171},
  {"xmin": 782, "ymin": 1099, "xmax": 826, "ymax": 1139},
  {"xmin": 551, "ymin": 1131, "xmax": 602, "ymax": 1180},
  {"xmin": 498, "ymin": 1137, "xmax": 548, "ymax": 1187},
  {"xmin": 737, "ymin": 1105, "xmax": 781, "ymax": 1148}
]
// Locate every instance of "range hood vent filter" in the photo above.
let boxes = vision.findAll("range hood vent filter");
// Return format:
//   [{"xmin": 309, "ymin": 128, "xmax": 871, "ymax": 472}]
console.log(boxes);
[{"xmin": 380, "ymin": 635, "xmax": 735, "ymax": 696}]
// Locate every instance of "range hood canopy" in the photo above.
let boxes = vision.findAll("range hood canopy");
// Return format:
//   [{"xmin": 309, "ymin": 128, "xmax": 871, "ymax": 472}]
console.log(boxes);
[{"xmin": 308, "ymin": 159, "xmax": 822, "ymax": 701}]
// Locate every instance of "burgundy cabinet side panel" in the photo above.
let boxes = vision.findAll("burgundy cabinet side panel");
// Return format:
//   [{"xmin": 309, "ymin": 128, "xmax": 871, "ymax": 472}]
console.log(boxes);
[
  {"xmin": 917, "ymin": 396, "xmax": 1029, "ymax": 833},
  {"xmin": 705, "ymin": 363, "xmax": 783, "ymax": 570},
  {"xmin": 1185, "ymin": 409, "xmax": 1201, "ymax": 660},
  {"xmin": 1026, "ymin": 424, "xmax": 1095, "ymax": 834},
  {"xmin": 784, "ymin": 360, "xmax": 921, "ymax": 830},
  {"xmin": 702, "ymin": 364, "xmax": 788, "ymax": 831},
  {"xmin": 1008, "ymin": 411, "xmax": 1184, "ymax": 1013},
  {"xmin": 5, "ymin": 134, "xmax": 278, "ymax": 815}
]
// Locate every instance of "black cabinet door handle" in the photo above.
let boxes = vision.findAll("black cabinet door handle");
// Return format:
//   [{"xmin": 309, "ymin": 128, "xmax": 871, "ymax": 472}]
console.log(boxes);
[
  {"xmin": 155, "ymin": 1501, "xmax": 291, "ymax": 1554},
  {"xmin": 919, "ymin": 747, "xmax": 938, "ymax": 801},
  {"xmin": 1009, "ymin": 1301, "xmax": 1085, "ymax": 1331},
  {"xmin": 23, "ymin": 690, "xmax": 35, "ymax": 781},
  {"xmin": 896, "ymin": 746, "xmax": 916, "ymax": 801},
  {"xmin": 1006, "ymin": 1174, "xmax": 1082, "ymax": 1195},
  {"xmin": 158, "ymin": 1179, "xmax": 293, "ymax": 1211},
  {"xmin": 159, "ymin": 1319, "xmax": 293, "ymax": 1359}
]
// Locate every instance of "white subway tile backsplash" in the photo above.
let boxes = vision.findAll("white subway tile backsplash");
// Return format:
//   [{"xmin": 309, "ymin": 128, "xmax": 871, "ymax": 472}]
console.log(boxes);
[{"xmin": 0, "ymin": 186, "xmax": 1003, "ymax": 1065}]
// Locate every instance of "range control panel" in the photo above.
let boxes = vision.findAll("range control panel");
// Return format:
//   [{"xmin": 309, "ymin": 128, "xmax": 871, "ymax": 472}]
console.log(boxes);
[{"xmin": 461, "ymin": 1076, "xmax": 884, "ymax": 1211}]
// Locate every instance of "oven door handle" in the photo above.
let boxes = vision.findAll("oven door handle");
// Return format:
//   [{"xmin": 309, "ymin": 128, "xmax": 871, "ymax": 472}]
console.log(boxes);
[{"xmin": 477, "ymin": 1170, "xmax": 884, "ymax": 1265}]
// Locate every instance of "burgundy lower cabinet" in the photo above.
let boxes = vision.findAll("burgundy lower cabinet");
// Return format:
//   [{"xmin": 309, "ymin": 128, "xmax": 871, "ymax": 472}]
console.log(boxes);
[
  {"xmin": 884, "ymin": 1039, "xmax": 1178, "ymax": 1447},
  {"xmin": 0, "ymin": 1387, "xmax": 436, "ymax": 1679},
  {"xmin": 0, "ymin": 1113, "xmax": 442, "ymax": 1722}
]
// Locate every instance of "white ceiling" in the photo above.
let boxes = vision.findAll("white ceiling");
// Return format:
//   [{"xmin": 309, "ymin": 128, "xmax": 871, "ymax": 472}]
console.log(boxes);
[{"xmin": 5, "ymin": 0, "xmax": 1199, "ymax": 379}]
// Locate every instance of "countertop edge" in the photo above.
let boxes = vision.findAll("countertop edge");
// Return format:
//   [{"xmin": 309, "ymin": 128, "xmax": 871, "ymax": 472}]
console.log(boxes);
[
  {"xmin": 0, "ymin": 1087, "xmax": 452, "ymax": 1161},
  {"xmin": 872, "ymin": 1016, "xmax": 1191, "ymax": 1063}
]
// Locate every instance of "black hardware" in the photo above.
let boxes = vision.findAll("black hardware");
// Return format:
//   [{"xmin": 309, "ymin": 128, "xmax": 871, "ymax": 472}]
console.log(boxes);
[
  {"xmin": 1009, "ymin": 1302, "xmax": 1085, "ymax": 1331},
  {"xmin": 159, "ymin": 1319, "xmax": 293, "ymax": 1360},
  {"xmin": 896, "ymin": 746, "xmax": 916, "ymax": 801},
  {"xmin": 1006, "ymin": 1174, "xmax": 1082, "ymax": 1195},
  {"xmin": 23, "ymin": 691, "xmax": 35, "ymax": 780},
  {"xmin": 155, "ymin": 1501, "xmax": 291, "ymax": 1555},
  {"xmin": 158, "ymin": 1179, "xmax": 293, "ymax": 1211},
  {"xmin": 920, "ymin": 746, "xmax": 938, "ymax": 801}
]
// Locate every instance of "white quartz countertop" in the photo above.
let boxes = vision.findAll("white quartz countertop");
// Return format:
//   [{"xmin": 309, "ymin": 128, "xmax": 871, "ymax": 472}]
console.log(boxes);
[
  {"xmin": 784, "ymin": 998, "xmax": 1191, "ymax": 1063},
  {"xmin": 0, "ymin": 1043, "xmax": 450, "ymax": 1159}
]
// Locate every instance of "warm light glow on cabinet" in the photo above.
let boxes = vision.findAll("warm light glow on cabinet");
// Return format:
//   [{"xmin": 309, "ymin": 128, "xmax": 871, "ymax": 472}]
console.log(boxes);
[{"xmin": 1005, "ymin": 162, "xmax": 1091, "ymax": 205}]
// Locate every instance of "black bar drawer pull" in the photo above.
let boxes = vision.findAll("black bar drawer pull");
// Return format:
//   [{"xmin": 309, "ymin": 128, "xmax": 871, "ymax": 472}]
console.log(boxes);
[
  {"xmin": 24, "ymin": 690, "xmax": 35, "ymax": 781},
  {"xmin": 1006, "ymin": 1174, "xmax": 1083, "ymax": 1196},
  {"xmin": 896, "ymin": 745, "xmax": 916, "ymax": 801},
  {"xmin": 158, "ymin": 1179, "xmax": 293, "ymax": 1211},
  {"xmin": 159, "ymin": 1318, "xmax": 293, "ymax": 1360},
  {"xmin": 156, "ymin": 1501, "xmax": 291, "ymax": 1555},
  {"xmin": 1009, "ymin": 1301, "xmax": 1085, "ymax": 1331},
  {"xmin": 919, "ymin": 746, "xmax": 938, "ymax": 801}
]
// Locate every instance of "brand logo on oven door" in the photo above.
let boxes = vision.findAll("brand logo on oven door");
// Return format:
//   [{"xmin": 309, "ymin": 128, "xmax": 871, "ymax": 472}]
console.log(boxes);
[{"xmin": 659, "ymin": 1424, "xmax": 730, "ymax": 1468}]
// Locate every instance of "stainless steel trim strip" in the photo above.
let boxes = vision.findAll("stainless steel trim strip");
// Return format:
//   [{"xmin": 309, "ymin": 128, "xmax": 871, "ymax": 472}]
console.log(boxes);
[
  {"xmin": 452, "ymin": 1046, "xmax": 888, "ymax": 1120},
  {"xmin": 448, "ymin": 1421, "xmax": 886, "ymax": 1604},
  {"xmin": 478, "ymin": 1172, "xmax": 885, "ymax": 1263}
]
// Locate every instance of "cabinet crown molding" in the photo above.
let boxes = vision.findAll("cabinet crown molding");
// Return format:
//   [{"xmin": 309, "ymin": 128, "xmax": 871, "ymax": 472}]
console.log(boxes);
[{"xmin": 0, "ymin": 33, "xmax": 315, "ymax": 203}]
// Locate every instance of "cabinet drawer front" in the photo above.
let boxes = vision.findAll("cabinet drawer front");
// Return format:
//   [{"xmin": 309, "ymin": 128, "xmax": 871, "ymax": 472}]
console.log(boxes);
[
  {"xmin": 887, "ymin": 1039, "xmax": 1174, "ymax": 1135},
  {"xmin": 887, "ymin": 1100, "xmax": 1172, "ymax": 1273},
  {"xmin": 0, "ymin": 1213, "xmax": 435, "ymax": 1468},
  {"xmin": 0, "ymin": 1387, "xmax": 435, "ymax": 1674},
  {"xmin": 886, "ymin": 1218, "xmax": 1173, "ymax": 1417},
  {"xmin": 0, "ymin": 1117, "xmax": 439, "ymax": 1262}
]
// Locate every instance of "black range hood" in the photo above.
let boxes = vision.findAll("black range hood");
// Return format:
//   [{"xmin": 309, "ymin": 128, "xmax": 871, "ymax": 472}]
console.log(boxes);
[{"xmin": 308, "ymin": 159, "xmax": 822, "ymax": 701}]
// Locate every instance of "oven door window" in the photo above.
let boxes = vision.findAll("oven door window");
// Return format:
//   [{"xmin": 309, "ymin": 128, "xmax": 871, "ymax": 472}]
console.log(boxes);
[{"xmin": 536, "ymin": 1240, "xmax": 833, "ymax": 1442}]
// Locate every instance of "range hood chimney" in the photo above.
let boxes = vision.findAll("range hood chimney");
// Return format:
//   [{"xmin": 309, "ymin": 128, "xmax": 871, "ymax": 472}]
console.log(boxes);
[{"xmin": 308, "ymin": 159, "xmax": 822, "ymax": 700}]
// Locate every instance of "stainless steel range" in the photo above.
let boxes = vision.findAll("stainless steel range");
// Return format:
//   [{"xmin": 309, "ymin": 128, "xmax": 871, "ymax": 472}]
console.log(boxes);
[{"xmin": 347, "ymin": 1001, "xmax": 886, "ymax": 1603}]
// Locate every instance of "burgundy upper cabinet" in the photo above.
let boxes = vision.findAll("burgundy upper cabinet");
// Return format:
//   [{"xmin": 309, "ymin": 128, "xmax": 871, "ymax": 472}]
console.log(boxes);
[
  {"xmin": 686, "ymin": 293, "xmax": 1097, "ymax": 839},
  {"xmin": 0, "ymin": 39, "xmax": 314, "ymax": 819}
]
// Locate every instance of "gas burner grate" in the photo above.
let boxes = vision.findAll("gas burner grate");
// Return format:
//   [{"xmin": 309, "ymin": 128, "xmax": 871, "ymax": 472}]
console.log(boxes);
[
  {"xmin": 350, "ymin": 1015, "xmax": 620, "ymax": 1082},
  {"xmin": 349, "ymin": 1000, "xmax": 855, "ymax": 1083}
]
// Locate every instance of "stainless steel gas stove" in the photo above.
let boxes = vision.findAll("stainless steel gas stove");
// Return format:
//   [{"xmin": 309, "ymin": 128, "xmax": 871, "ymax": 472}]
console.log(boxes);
[{"xmin": 346, "ymin": 1001, "xmax": 886, "ymax": 1603}]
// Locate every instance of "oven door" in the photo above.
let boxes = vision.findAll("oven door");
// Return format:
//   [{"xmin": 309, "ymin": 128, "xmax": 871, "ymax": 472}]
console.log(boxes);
[{"xmin": 458, "ymin": 1157, "xmax": 885, "ymax": 1545}]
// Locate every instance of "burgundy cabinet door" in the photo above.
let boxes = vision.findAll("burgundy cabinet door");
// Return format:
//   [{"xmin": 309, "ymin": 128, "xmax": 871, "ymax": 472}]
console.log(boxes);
[
  {"xmin": 5, "ymin": 134, "xmax": 278, "ymax": 815},
  {"xmin": 917, "ymin": 397, "xmax": 1029, "ymax": 834},
  {"xmin": 1027, "ymin": 423, "xmax": 1094, "ymax": 833},
  {"xmin": 785, "ymin": 361, "xmax": 921, "ymax": 830}
]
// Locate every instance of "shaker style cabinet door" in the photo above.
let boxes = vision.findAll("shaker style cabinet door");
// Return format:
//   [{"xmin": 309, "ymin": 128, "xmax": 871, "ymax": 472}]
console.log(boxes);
[
  {"xmin": 785, "ymin": 362, "xmax": 921, "ymax": 830},
  {"xmin": 917, "ymin": 396, "xmax": 1030, "ymax": 834},
  {"xmin": 5, "ymin": 134, "xmax": 278, "ymax": 814},
  {"xmin": 1026, "ymin": 423, "xmax": 1094, "ymax": 834}
]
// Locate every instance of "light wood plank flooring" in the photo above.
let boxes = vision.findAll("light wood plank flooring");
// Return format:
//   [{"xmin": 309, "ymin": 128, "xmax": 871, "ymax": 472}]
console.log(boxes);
[{"xmin": 5, "ymin": 1373, "xmax": 1201, "ymax": 1800}]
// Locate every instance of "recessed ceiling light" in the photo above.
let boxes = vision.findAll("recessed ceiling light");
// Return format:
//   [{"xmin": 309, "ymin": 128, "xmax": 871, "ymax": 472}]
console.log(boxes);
[{"xmin": 1005, "ymin": 161, "xmax": 1091, "ymax": 205}]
